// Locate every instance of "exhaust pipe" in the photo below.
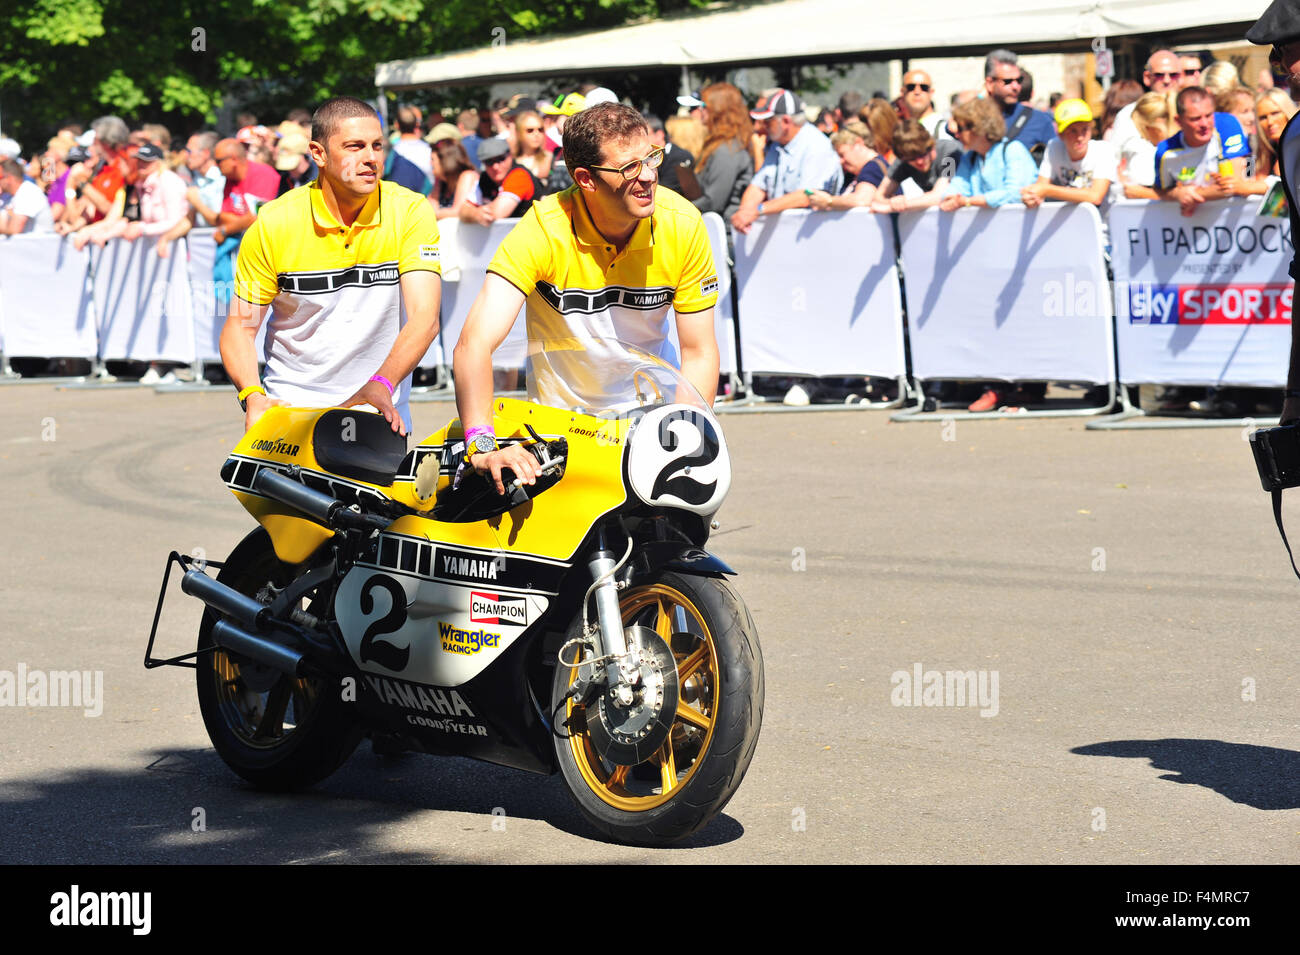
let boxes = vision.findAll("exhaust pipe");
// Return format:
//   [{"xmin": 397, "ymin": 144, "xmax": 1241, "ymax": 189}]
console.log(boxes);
[
  {"xmin": 181, "ymin": 570, "xmax": 269, "ymax": 631},
  {"xmin": 210, "ymin": 619, "xmax": 306, "ymax": 677}
]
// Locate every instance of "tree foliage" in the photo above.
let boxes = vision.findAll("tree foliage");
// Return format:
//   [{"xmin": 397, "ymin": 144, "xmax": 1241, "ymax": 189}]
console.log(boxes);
[{"xmin": 0, "ymin": 0, "xmax": 715, "ymax": 149}]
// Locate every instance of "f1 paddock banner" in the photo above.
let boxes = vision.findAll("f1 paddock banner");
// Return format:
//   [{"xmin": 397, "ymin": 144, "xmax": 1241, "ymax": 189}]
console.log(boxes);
[{"xmin": 1110, "ymin": 196, "xmax": 1292, "ymax": 387}]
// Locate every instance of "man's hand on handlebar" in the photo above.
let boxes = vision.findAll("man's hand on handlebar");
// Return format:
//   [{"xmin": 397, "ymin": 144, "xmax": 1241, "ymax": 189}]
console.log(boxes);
[{"xmin": 471, "ymin": 443, "xmax": 542, "ymax": 496}]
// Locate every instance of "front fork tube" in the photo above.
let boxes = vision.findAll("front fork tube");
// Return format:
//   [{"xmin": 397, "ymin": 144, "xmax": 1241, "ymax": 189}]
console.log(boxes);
[{"xmin": 586, "ymin": 548, "xmax": 640, "ymax": 706}]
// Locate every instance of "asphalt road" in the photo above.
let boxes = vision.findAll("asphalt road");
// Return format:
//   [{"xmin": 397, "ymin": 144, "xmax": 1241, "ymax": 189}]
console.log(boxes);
[{"xmin": 1, "ymin": 382, "xmax": 1297, "ymax": 864}]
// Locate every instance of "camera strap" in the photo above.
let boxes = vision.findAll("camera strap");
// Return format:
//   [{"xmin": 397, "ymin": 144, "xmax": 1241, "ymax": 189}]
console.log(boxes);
[{"xmin": 1272, "ymin": 488, "xmax": 1300, "ymax": 581}]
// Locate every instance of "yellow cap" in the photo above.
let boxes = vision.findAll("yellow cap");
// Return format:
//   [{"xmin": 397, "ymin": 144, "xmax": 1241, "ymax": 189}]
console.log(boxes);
[{"xmin": 1053, "ymin": 98, "xmax": 1093, "ymax": 133}]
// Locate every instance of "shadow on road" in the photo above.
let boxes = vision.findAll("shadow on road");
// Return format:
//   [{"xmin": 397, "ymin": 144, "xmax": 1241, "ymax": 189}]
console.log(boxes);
[
  {"xmin": 1071, "ymin": 738, "xmax": 1300, "ymax": 810},
  {"xmin": 0, "ymin": 746, "xmax": 744, "ymax": 862}
]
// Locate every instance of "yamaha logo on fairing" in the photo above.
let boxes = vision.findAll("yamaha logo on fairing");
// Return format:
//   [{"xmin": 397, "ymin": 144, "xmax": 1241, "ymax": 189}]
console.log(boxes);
[
  {"xmin": 439, "ymin": 551, "xmax": 500, "ymax": 581},
  {"xmin": 364, "ymin": 674, "xmax": 475, "ymax": 717}
]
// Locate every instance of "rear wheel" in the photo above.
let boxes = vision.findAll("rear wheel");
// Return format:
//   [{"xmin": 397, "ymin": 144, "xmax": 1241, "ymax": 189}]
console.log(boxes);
[
  {"xmin": 195, "ymin": 529, "xmax": 362, "ymax": 790},
  {"xmin": 552, "ymin": 571, "xmax": 763, "ymax": 845}
]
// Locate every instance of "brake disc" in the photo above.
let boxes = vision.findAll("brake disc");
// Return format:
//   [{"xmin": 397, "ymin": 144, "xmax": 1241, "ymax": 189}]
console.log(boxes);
[{"xmin": 585, "ymin": 625, "xmax": 679, "ymax": 767}]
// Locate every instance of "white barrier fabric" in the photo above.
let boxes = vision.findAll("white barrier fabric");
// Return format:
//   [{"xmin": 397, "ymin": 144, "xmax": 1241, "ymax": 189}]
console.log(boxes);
[
  {"xmin": 188, "ymin": 228, "xmax": 221, "ymax": 362},
  {"xmin": 434, "ymin": 218, "xmax": 526, "ymax": 370},
  {"xmin": 733, "ymin": 208, "xmax": 905, "ymax": 378},
  {"xmin": 898, "ymin": 203, "xmax": 1115, "ymax": 384},
  {"xmin": 1110, "ymin": 197, "xmax": 1292, "ymax": 387},
  {"xmin": 93, "ymin": 236, "xmax": 196, "ymax": 363},
  {"xmin": 664, "ymin": 211, "xmax": 737, "ymax": 376},
  {"xmin": 0, "ymin": 234, "xmax": 96, "ymax": 358}
]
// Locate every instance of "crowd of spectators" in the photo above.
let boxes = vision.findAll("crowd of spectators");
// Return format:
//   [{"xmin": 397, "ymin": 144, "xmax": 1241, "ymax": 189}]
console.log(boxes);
[{"xmin": 0, "ymin": 46, "xmax": 1291, "ymax": 410}]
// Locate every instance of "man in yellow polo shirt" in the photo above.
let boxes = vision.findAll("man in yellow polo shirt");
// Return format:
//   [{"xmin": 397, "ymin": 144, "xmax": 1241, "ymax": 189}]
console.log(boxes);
[
  {"xmin": 220, "ymin": 96, "xmax": 442, "ymax": 436},
  {"xmin": 453, "ymin": 102, "xmax": 720, "ymax": 493}
]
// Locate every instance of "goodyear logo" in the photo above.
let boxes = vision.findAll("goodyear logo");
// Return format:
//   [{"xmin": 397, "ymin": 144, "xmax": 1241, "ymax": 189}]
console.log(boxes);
[
  {"xmin": 1128, "ymin": 283, "xmax": 1292, "ymax": 324},
  {"xmin": 249, "ymin": 438, "xmax": 301, "ymax": 456},
  {"xmin": 438, "ymin": 622, "xmax": 501, "ymax": 655}
]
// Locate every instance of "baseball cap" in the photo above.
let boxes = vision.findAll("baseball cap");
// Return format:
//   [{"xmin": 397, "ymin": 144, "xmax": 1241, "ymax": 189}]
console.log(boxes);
[
  {"xmin": 502, "ymin": 94, "xmax": 538, "ymax": 118},
  {"xmin": 1053, "ymin": 98, "xmax": 1093, "ymax": 132},
  {"xmin": 274, "ymin": 132, "xmax": 310, "ymax": 170},
  {"xmin": 583, "ymin": 87, "xmax": 619, "ymax": 108},
  {"xmin": 276, "ymin": 120, "xmax": 307, "ymax": 140},
  {"xmin": 236, "ymin": 125, "xmax": 268, "ymax": 145},
  {"xmin": 135, "ymin": 142, "xmax": 165, "ymax": 163},
  {"xmin": 677, "ymin": 91, "xmax": 704, "ymax": 109},
  {"xmin": 1247, "ymin": 0, "xmax": 1300, "ymax": 46},
  {"xmin": 0, "ymin": 137, "xmax": 20, "ymax": 159},
  {"xmin": 424, "ymin": 122, "xmax": 461, "ymax": 144},
  {"xmin": 540, "ymin": 92, "xmax": 587, "ymax": 116},
  {"xmin": 477, "ymin": 137, "xmax": 511, "ymax": 163},
  {"xmin": 76, "ymin": 130, "xmax": 95, "ymax": 147},
  {"xmin": 750, "ymin": 88, "xmax": 804, "ymax": 120}
]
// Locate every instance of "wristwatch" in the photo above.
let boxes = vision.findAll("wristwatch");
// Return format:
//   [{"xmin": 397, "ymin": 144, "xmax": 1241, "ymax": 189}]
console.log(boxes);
[{"xmin": 465, "ymin": 433, "xmax": 499, "ymax": 462}]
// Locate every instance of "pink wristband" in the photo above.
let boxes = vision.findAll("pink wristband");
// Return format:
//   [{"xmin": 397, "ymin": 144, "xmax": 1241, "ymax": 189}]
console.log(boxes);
[
  {"xmin": 369, "ymin": 374, "xmax": 395, "ymax": 394},
  {"xmin": 464, "ymin": 425, "xmax": 495, "ymax": 445}
]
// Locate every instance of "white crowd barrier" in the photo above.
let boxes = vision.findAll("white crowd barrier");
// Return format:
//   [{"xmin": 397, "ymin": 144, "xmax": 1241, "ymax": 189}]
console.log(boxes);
[
  {"xmin": 92, "ymin": 235, "xmax": 196, "ymax": 363},
  {"xmin": 1109, "ymin": 197, "xmax": 1291, "ymax": 387},
  {"xmin": 0, "ymin": 233, "xmax": 96, "ymax": 359},
  {"xmin": 5, "ymin": 198, "xmax": 1295, "ymax": 398},
  {"xmin": 898, "ymin": 203, "xmax": 1115, "ymax": 385},
  {"xmin": 733, "ymin": 208, "xmax": 905, "ymax": 379}
]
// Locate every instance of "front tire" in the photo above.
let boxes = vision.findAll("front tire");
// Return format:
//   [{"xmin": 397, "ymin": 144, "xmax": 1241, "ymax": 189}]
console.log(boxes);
[
  {"xmin": 195, "ymin": 529, "xmax": 362, "ymax": 791},
  {"xmin": 552, "ymin": 571, "xmax": 764, "ymax": 845}
]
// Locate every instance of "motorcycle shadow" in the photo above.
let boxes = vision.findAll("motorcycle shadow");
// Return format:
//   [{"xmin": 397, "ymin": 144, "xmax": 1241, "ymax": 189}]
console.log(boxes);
[
  {"xmin": 1070, "ymin": 738, "xmax": 1300, "ymax": 810},
  {"xmin": 0, "ymin": 746, "xmax": 745, "ymax": 863}
]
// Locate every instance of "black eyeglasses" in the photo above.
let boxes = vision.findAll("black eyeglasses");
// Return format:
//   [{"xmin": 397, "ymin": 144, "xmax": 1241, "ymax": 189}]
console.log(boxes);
[
  {"xmin": 1149, "ymin": 71, "xmax": 1183, "ymax": 80},
  {"xmin": 904, "ymin": 83, "xmax": 931, "ymax": 92},
  {"xmin": 994, "ymin": 75, "xmax": 1023, "ymax": 86},
  {"xmin": 586, "ymin": 147, "xmax": 664, "ymax": 181}
]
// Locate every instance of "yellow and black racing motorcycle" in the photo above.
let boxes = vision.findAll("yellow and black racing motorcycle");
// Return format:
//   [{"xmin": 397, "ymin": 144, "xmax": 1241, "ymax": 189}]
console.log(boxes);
[{"xmin": 145, "ymin": 340, "xmax": 763, "ymax": 846}]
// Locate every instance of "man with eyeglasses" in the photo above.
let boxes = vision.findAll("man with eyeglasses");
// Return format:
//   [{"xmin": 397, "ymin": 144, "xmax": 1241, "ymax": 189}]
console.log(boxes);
[
  {"xmin": 899, "ymin": 70, "xmax": 943, "ymax": 138},
  {"xmin": 452, "ymin": 103, "xmax": 720, "ymax": 493},
  {"xmin": 1248, "ymin": 0, "xmax": 1300, "ymax": 425},
  {"xmin": 1110, "ymin": 49, "xmax": 1185, "ymax": 183},
  {"xmin": 1179, "ymin": 53, "xmax": 1205, "ymax": 87},
  {"xmin": 982, "ymin": 49, "xmax": 1055, "ymax": 160}
]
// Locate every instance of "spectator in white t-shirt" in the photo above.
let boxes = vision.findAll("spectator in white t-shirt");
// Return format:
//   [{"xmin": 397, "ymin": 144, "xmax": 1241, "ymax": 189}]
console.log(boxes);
[
  {"xmin": 0, "ymin": 159, "xmax": 55, "ymax": 234},
  {"xmin": 1021, "ymin": 99, "xmax": 1117, "ymax": 209}
]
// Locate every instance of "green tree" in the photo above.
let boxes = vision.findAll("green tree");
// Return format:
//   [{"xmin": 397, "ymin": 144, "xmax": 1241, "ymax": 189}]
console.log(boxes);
[{"xmin": 0, "ymin": 0, "xmax": 715, "ymax": 150}]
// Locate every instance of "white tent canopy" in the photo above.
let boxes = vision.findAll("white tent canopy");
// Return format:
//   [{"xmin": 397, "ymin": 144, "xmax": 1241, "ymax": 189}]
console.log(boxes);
[{"xmin": 375, "ymin": 0, "xmax": 1268, "ymax": 89}]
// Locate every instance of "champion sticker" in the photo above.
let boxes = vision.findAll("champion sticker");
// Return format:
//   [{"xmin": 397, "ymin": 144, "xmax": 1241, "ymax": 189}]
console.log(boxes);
[
  {"xmin": 419, "ymin": 244, "xmax": 440, "ymax": 261},
  {"xmin": 700, "ymin": 275, "xmax": 719, "ymax": 296}
]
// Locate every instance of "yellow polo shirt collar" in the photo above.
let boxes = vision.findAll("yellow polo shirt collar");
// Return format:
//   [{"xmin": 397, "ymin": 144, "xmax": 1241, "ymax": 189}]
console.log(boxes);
[
  {"xmin": 309, "ymin": 181, "xmax": 383, "ymax": 235},
  {"xmin": 571, "ymin": 187, "xmax": 654, "ymax": 255}
]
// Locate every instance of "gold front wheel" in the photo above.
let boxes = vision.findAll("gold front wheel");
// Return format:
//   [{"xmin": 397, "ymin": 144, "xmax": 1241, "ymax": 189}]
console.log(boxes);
[{"xmin": 553, "ymin": 571, "xmax": 763, "ymax": 845}]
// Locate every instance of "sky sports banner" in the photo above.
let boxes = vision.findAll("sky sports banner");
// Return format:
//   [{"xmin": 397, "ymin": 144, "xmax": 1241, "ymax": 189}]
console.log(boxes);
[{"xmin": 1110, "ymin": 197, "xmax": 1291, "ymax": 387}]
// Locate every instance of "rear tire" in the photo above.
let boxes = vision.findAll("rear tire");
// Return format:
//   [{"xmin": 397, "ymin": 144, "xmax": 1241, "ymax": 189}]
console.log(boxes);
[
  {"xmin": 195, "ymin": 529, "xmax": 362, "ymax": 790},
  {"xmin": 552, "ymin": 571, "xmax": 764, "ymax": 845}
]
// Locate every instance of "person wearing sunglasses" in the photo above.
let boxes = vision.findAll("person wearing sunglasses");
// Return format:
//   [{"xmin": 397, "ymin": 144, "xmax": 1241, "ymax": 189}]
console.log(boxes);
[
  {"xmin": 982, "ymin": 49, "xmax": 1055, "ymax": 160},
  {"xmin": 899, "ymin": 70, "xmax": 943, "ymax": 138},
  {"xmin": 453, "ymin": 103, "xmax": 721, "ymax": 491},
  {"xmin": 460, "ymin": 137, "xmax": 542, "ymax": 226},
  {"xmin": 1248, "ymin": 0, "xmax": 1300, "ymax": 426}
]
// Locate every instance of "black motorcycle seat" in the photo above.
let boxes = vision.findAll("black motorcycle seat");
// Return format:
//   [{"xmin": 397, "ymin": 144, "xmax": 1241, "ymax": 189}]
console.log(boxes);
[{"xmin": 311, "ymin": 409, "xmax": 407, "ymax": 487}]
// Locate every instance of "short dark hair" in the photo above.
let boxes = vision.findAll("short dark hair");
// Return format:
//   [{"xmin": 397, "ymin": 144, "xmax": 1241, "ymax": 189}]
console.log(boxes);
[
  {"xmin": 312, "ymin": 96, "xmax": 380, "ymax": 145},
  {"xmin": 1176, "ymin": 85, "xmax": 1213, "ymax": 115},
  {"xmin": 643, "ymin": 113, "xmax": 665, "ymax": 134},
  {"xmin": 563, "ymin": 103, "xmax": 649, "ymax": 171},
  {"xmin": 892, "ymin": 119, "xmax": 935, "ymax": 161},
  {"xmin": 396, "ymin": 105, "xmax": 420, "ymax": 134},
  {"xmin": 837, "ymin": 91, "xmax": 866, "ymax": 119},
  {"xmin": 0, "ymin": 158, "xmax": 24, "ymax": 180}
]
